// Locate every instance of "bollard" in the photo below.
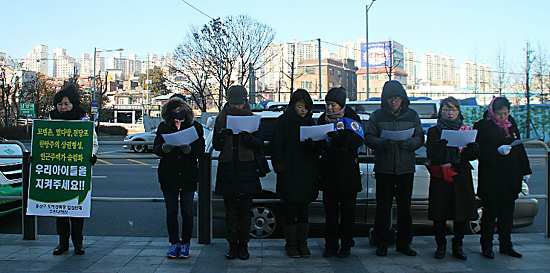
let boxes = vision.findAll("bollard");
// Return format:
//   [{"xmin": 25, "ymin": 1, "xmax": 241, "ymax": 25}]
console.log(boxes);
[
  {"xmin": 22, "ymin": 151, "xmax": 37, "ymax": 240},
  {"xmin": 198, "ymin": 152, "xmax": 212, "ymax": 244}
]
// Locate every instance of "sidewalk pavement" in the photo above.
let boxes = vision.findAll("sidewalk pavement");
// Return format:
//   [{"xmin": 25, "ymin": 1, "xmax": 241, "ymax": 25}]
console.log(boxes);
[{"xmin": 0, "ymin": 233, "xmax": 549, "ymax": 273}]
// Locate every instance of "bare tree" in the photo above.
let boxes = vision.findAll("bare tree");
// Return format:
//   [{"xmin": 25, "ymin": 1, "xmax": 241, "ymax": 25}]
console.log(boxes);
[
  {"xmin": 173, "ymin": 15, "xmax": 276, "ymax": 111},
  {"xmin": 533, "ymin": 43, "xmax": 549, "ymax": 103},
  {"xmin": 0, "ymin": 68, "xmax": 19, "ymax": 127},
  {"xmin": 494, "ymin": 44, "xmax": 510, "ymax": 96}
]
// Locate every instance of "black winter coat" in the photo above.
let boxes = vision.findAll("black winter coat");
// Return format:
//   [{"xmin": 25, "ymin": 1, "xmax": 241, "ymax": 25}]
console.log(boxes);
[
  {"xmin": 426, "ymin": 126, "xmax": 478, "ymax": 222},
  {"xmin": 474, "ymin": 115, "xmax": 531, "ymax": 200},
  {"xmin": 270, "ymin": 109, "xmax": 323, "ymax": 203},
  {"xmin": 154, "ymin": 121, "xmax": 205, "ymax": 192},
  {"xmin": 213, "ymin": 120, "xmax": 263, "ymax": 198},
  {"xmin": 318, "ymin": 107, "xmax": 364, "ymax": 194}
]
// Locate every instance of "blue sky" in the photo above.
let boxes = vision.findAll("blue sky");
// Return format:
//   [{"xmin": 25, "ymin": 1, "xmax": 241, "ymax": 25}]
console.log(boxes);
[{"xmin": 2, "ymin": 0, "xmax": 548, "ymax": 71}]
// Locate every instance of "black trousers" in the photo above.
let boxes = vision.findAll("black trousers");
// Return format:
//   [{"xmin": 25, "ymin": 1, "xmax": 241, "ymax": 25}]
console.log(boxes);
[
  {"xmin": 480, "ymin": 195, "xmax": 515, "ymax": 250},
  {"xmin": 323, "ymin": 192, "xmax": 357, "ymax": 250},
  {"xmin": 373, "ymin": 173, "xmax": 414, "ymax": 247},
  {"xmin": 284, "ymin": 202, "xmax": 309, "ymax": 225},
  {"xmin": 433, "ymin": 220, "xmax": 466, "ymax": 247},
  {"xmin": 223, "ymin": 194, "xmax": 253, "ymax": 243},
  {"xmin": 56, "ymin": 217, "xmax": 84, "ymax": 246},
  {"xmin": 162, "ymin": 190, "xmax": 194, "ymax": 245}
]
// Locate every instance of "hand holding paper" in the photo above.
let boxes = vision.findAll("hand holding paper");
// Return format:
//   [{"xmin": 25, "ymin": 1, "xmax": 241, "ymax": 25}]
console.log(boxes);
[
  {"xmin": 226, "ymin": 115, "xmax": 261, "ymax": 134},
  {"xmin": 380, "ymin": 128, "xmax": 414, "ymax": 141},
  {"xmin": 440, "ymin": 130, "xmax": 477, "ymax": 147},
  {"xmin": 299, "ymin": 124, "xmax": 335, "ymax": 141},
  {"xmin": 162, "ymin": 126, "xmax": 199, "ymax": 146}
]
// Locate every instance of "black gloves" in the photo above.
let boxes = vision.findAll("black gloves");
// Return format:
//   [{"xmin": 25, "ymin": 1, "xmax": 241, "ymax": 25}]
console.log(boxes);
[
  {"xmin": 383, "ymin": 139, "xmax": 395, "ymax": 150},
  {"xmin": 434, "ymin": 139, "xmax": 448, "ymax": 149},
  {"xmin": 179, "ymin": 144, "xmax": 192, "ymax": 155},
  {"xmin": 162, "ymin": 143, "xmax": 175, "ymax": 153},
  {"xmin": 219, "ymin": 128, "xmax": 233, "ymax": 139},
  {"xmin": 398, "ymin": 139, "xmax": 412, "ymax": 150},
  {"xmin": 239, "ymin": 131, "xmax": 253, "ymax": 144},
  {"xmin": 327, "ymin": 130, "xmax": 340, "ymax": 140},
  {"xmin": 274, "ymin": 164, "xmax": 284, "ymax": 173},
  {"xmin": 303, "ymin": 138, "xmax": 315, "ymax": 148},
  {"xmin": 466, "ymin": 142, "xmax": 479, "ymax": 152},
  {"xmin": 89, "ymin": 154, "xmax": 97, "ymax": 166}
]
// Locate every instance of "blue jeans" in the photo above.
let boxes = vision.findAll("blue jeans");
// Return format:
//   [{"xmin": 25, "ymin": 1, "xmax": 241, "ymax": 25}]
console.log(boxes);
[{"xmin": 163, "ymin": 190, "xmax": 194, "ymax": 245}]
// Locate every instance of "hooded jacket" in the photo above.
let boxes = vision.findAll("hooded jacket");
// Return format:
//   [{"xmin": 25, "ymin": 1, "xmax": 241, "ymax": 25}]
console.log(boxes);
[
  {"xmin": 270, "ymin": 90, "xmax": 323, "ymax": 203},
  {"xmin": 153, "ymin": 97, "xmax": 205, "ymax": 192},
  {"xmin": 365, "ymin": 81, "xmax": 424, "ymax": 175}
]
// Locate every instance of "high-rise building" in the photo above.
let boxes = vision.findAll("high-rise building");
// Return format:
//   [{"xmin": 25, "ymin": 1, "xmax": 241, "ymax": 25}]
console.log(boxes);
[
  {"xmin": 419, "ymin": 51, "xmax": 441, "ymax": 85},
  {"xmin": 53, "ymin": 48, "xmax": 76, "ymax": 78},
  {"xmin": 440, "ymin": 55, "xmax": 456, "ymax": 86},
  {"xmin": 24, "ymin": 44, "xmax": 49, "ymax": 75},
  {"xmin": 459, "ymin": 60, "xmax": 492, "ymax": 101},
  {"xmin": 403, "ymin": 47, "xmax": 416, "ymax": 87}
]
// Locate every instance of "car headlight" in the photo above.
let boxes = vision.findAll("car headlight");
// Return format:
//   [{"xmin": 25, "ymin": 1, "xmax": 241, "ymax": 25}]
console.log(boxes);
[{"xmin": 124, "ymin": 135, "xmax": 132, "ymax": 141}]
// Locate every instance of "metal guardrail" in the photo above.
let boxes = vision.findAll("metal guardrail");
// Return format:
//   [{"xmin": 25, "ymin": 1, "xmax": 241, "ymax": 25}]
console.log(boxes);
[{"xmin": 2, "ymin": 139, "xmax": 549, "ymax": 242}]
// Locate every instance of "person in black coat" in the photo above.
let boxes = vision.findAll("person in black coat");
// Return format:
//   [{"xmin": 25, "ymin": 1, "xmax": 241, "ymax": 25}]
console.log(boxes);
[
  {"xmin": 213, "ymin": 85, "xmax": 263, "ymax": 260},
  {"xmin": 474, "ymin": 97, "xmax": 531, "ymax": 259},
  {"xmin": 50, "ymin": 83, "xmax": 98, "ymax": 256},
  {"xmin": 318, "ymin": 87, "xmax": 364, "ymax": 259},
  {"xmin": 426, "ymin": 97, "xmax": 479, "ymax": 260},
  {"xmin": 153, "ymin": 96, "xmax": 205, "ymax": 259},
  {"xmin": 270, "ymin": 89, "xmax": 323, "ymax": 258},
  {"xmin": 365, "ymin": 80, "xmax": 424, "ymax": 257}
]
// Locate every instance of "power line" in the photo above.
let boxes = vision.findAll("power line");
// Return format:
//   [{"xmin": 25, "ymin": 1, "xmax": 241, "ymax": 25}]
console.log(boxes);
[{"xmin": 179, "ymin": 0, "xmax": 215, "ymax": 20}]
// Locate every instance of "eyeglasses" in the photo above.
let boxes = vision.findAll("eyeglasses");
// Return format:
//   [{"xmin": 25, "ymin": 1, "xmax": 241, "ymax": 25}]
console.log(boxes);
[{"xmin": 441, "ymin": 108, "xmax": 459, "ymax": 113}]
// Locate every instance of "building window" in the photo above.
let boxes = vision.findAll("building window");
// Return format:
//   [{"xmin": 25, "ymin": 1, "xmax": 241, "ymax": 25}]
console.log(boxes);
[
  {"xmin": 305, "ymin": 68, "xmax": 315, "ymax": 74},
  {"xmin": 362, "ymin": 75, "xmax": 366, "ymax": 80},
  {"xmin": 329, "ymin": 82, "xmax": 334, "ymax": 88},
  {"xmin": 337, "ymin": 71, "xmax": 342, "ymax": 77}
]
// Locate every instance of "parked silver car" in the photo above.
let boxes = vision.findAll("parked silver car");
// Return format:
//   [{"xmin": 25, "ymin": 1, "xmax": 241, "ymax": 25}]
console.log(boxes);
[
  {"xmin": 123, "ymin": 129, "xmax": 156, "ymax": 153},
  {"xmin": 196, "ymin": 107, "xmax": 539, "ymax": 239}
]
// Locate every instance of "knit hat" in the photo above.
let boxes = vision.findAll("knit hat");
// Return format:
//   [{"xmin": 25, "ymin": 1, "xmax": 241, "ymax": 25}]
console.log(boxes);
[
  {"xmin": 226, "ymin": 85, "xmax": 248, "ymax": 104},
  {"xmin": 325, "ymin": 87, "xmax": 346, "ymax": 107}
]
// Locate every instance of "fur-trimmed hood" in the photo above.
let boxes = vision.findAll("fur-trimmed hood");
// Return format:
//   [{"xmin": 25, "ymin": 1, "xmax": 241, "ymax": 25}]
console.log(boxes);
[{"xmin": 161, "ymin": 97, "xmax": 194, "ymax": 124}]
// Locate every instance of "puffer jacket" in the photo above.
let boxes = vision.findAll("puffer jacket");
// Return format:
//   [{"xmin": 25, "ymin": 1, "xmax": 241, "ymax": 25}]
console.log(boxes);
[
  {"xmin": 365, "ymin": 81, "xmax": 424, "ymax": 175},
  {"xmin": 153, "ymin": 97, "xmax": 205, "ymax": 192}
]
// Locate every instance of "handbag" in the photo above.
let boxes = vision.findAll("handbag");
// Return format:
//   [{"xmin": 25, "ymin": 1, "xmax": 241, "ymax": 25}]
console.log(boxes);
[{"xmin": 255, "ymin": 149, "xmax": 271, "ymax": 177}]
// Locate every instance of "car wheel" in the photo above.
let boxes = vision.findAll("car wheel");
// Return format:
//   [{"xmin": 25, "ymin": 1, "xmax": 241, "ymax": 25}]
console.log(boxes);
[
  {"xmin": 249, "ymin": 204, "xmax": 281, "ymax": 239},
  {"xmin": 468, "ymin": 207, "xmax": 483, "ymax": 234},
  {"xmin": 133, "ymin": 141, "xmax": 148, "ymax": 153}
]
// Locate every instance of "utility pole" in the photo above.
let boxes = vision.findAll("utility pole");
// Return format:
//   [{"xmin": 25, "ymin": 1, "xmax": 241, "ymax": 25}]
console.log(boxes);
[
  {"xmin": 318, "ymin": 38, "xmax": 322, "ymax": 98},
  {"xmin": 249, "ymin": 62, "xmax": 256, "ymax": 104},
  {"xmin": 525, "ymin": 42, "xmax": 534, "ymax": 138}
]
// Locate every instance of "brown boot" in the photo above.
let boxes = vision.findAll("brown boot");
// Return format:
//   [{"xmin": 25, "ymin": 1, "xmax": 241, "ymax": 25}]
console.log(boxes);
[
  {"xmin": 283, "ymin": 225, "xmax": 300, "ymax": 258},
  {"xmin": 296, "ymin": 223, "xmax": 311, "ymax": 257}
]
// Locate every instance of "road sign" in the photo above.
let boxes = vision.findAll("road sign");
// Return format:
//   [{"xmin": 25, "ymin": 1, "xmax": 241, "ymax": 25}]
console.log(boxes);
[
  {"xmin": 91, "ymin": 106, "xmax": 98, "ymax": 114},
  {"xmin": 91, "ymin": 100, "xmax": 98, "ymax": 107},
  {"xmin": 19, "ymin": 103, "xmax": 35, "ymax": 116}
]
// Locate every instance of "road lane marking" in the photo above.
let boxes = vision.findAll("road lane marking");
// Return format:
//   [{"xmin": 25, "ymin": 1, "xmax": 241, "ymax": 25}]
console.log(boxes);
[
  {"xmin": 126, "ymin": 159, "xmax": 149, "ymax": 165},
  {"xmin": 98, "ymin": 159, "xmax": 114, "ymax": 165},
  {"xmin": 92, "ymin": 176, "xmax": 107, "ymax": 179}
]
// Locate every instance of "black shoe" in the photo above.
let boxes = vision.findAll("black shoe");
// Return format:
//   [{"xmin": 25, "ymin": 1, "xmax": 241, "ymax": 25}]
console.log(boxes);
[
  {"xmin": 452, "ymin": 246, "xmax": 467, "ymax": 260},
  {"xmin": 53, "ymin": 244, "xmax": 69, "ymax": 255},
  {"xmin": 226, "ymin": 243, "xmax": 238, "ymax": 260},
  {"xmin": 336, "ymin": 247, "xmax": 351, "ymax": 258},
  {"xmin": 500, "ymin": 247, "xmax": 522, "ymax": 258},
  {"xmin": 397, "ymin": 245, "xmax": 417, "ymax": 256},
  {"xmin": 323, "ymin": 248, "xmax": 337, "ymax": 258},
  {"xmin": 482, "ymin": 248, "xmax": 494, "ymax": 259},
  {"xmin": 434, "ymin": 246, "xmax": 446, "ymax": 259},
  {"xmin": 237, "ymin": 243, "xmax": 249, "ymax": 260},
  {"xmin": 376, "ymin": 246, "xmax": 388, "ymax": 256},
  {"xmin": 74, "ymin": 244, "xmax": 85, "ymax": 255}
]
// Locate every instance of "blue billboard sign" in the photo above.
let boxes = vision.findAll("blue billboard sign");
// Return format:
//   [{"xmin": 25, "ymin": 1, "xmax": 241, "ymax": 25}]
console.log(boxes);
[{"xmin": 361, "ymin": 41, "xmax": 391, "ymax": 68}]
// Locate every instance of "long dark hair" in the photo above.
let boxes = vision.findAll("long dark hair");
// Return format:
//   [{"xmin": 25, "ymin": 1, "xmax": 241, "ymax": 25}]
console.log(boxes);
[{"xmin": 438, "ymin": 96, "xmax": 463, "ymax": 119}]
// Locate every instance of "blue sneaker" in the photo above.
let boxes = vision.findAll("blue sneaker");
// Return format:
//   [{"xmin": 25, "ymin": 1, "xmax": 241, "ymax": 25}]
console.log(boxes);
[
  {"xmin": 167, "ymin": 243, "xmax": 181, "ymax": 259},
  {"xmin": 179, "ymin": 243, "xmax": 190, "ymax": 258}
]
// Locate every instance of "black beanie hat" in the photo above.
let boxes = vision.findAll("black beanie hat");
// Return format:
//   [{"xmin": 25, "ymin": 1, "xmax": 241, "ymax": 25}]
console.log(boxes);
[
  {"xmin": 325, "ymin": 87, "xmax": 346, "ymax": 107},
  {"xmin": 226, "ymin": 85, "xmax": 248, "ymax": 104}
]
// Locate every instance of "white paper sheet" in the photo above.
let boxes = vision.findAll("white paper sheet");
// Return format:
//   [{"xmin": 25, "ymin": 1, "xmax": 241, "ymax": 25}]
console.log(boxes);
[
  {"xmin": 380, "ymin": 128, "xmax": 415, "ymax": 141},
  {"xmin": 162, "ymin": 126, "xmax": 199, "ymax": 146},
  {"xmin": 440, "ymin": 129, "xmax": 478, "ymax": 147},
  {"xmin": 299, "ymin": 124, "xmax": 335, "ymax": 141},
  {"xmin": 511, "ymin": 138, "xmax": 535, "ymax": 147},
  {"xmin": 226, "ymin": 115, "xmax": 261, "ymax": 134}
]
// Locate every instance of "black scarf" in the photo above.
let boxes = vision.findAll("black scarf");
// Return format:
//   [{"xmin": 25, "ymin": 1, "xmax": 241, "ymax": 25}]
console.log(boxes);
[
  {"xmin": 214, "ymin": 102, "xmax": 253, "ymax": 133},
  {"xmin": 285, "ymin": 105, "xmax": 313, "ymax": 125},
  {"xmin": 436, "ymin": 117, "xmax": 464, "ymax": 131},
  {"xmin": 49, "ymin": 106, "xmax": 86, "ymax": 121}
]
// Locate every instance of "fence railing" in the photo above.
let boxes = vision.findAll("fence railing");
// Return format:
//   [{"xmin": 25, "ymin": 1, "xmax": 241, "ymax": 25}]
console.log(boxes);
[{"xmin": 1, "ymin": 139, "xmax": 549, "ymax": 243}]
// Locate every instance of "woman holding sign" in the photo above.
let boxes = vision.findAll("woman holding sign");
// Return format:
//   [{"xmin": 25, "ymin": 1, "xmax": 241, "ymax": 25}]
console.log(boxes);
[
  {"xmin": 426, "ymin": 97, "xmax": 479, "ymax": 260},
  {"xmin": 213, "ymin": 85, "xmax": 263, "ymax": 260},
  {"xmin": 49, "ymin": 83, "xmax": 98, "ymax": 255},
  {"xmin": 474, "ymin": 97, "xmax": 531, "ymax": 259},
  {"xmin": 153, "ymin": 96, "xmax": 205, "ymax": 259},
  {"xmin": 318, "ymin": 87, "xmax": 364, "ymax": 259},
  {"xmin": 270, "ymin": 89, "xmax": 323, "ymax": 258}
]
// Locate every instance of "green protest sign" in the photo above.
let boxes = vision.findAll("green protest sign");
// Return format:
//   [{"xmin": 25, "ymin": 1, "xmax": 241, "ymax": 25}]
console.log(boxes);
[{"xmin": 27, "ymin": 120, "xmax": 94, "ymax": 217}]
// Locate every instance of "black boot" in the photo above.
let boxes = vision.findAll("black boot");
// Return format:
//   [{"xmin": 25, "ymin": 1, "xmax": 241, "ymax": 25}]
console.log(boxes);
[
  {"xmin": 452, "ymin": 238, "xmax": 466, "ymax": 260},
  {"xmin": 396, "ymin": 244, "xmax": 417, "ymax": 256},
  {"xmin": 434, "ymin": 245, "xmax": 446, "ymax": 259},
  {"xmin": 500, "ymin": 247, "xmax": 522, "ymax": 258},
  {"xmin": 74, "ymin": 244, "xmax": 85, "ymax": 255},
  {"xmin": 482, "ymin": 247, "xmax": 494, "ymax": 259},
  {"xmin": 296, "ymin": 223, "xmax": 311, "ymax": 258},
  {"xmin": 283, "ymin": 225, "xmax": 300, "ymax": 258},
  {"xmin": 237, "ymin": 241, "xmax": 250, "ymax": 260},
  {"xmin": 226, "ymin": 242, "xmax": 238, "ymax": 260},
  {"xmin": 53, "ymin": 236, "xmax": 69, "ymax": 255}
]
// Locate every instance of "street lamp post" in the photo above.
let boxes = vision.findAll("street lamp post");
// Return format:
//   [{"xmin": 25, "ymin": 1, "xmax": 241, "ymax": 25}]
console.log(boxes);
[
  {"xmin": 92, "ymin": 47, "xmax": 123, "ymax": 125},
  {"xmin": 366, "ymin": 0, "xmax": 376, "ymax": 100}
]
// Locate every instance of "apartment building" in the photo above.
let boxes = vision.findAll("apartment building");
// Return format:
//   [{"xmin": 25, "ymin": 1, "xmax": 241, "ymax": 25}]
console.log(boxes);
[
  {"xmin": 53, "ymin": 48, "xmax": 76, "ymax": 78},
  {"xmin": 24, "ymin": 44, "xmax": 49, "ymax": 75}
]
